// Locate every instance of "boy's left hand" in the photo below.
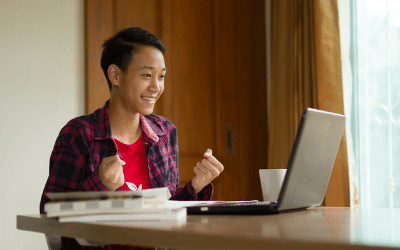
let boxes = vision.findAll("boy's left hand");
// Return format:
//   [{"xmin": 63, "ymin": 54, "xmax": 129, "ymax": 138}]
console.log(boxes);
[{"xmin": 191, "ymin": 149, "xmax": 224, "ymax": 193}]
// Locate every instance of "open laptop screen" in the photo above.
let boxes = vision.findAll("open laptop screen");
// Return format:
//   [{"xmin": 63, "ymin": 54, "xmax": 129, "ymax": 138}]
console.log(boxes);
[{"xmin": 277, "ymin": 108, "xmax": 345, "ymax": 211}]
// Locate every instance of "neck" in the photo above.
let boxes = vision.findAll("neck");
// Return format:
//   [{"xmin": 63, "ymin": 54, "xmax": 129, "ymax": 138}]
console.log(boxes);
[{"xmin": 108, "ymin": 99, "xmax": 142, "ymax": 144}]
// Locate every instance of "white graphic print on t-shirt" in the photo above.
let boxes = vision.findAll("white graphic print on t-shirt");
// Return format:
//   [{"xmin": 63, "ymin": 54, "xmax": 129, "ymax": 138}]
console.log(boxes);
[{"xmin": 126, "ymin": 182, "xmax": 142, "ymax": 191}]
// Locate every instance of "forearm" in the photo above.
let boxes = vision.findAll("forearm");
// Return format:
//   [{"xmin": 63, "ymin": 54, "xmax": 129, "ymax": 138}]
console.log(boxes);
[{"xmin": 170, "ymin": 180, "xmax": 213, "ymax": 201}]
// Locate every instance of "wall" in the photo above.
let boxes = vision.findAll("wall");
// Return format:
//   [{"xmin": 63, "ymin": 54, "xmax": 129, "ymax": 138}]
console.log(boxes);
[{"xmin": 0, "ymin": 0, "xmax": 84, "ymax": 249}]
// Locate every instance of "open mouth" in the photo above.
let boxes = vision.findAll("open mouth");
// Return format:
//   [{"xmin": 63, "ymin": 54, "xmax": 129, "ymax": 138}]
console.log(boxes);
[{"xmin": 141, "ymin": 96, "xmax": 156, "ymax": 104}]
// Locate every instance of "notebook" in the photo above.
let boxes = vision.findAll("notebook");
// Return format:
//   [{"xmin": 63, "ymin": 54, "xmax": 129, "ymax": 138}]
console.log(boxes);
[{"xmin": 187, "ymin": 108, "xmax": 345, "ymax": 215}]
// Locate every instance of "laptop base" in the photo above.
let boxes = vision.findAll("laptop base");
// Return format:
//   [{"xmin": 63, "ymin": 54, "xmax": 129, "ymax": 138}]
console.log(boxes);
[{"xmin": 187, "ymin": 201, "xmax": 279, "ymax": 215}]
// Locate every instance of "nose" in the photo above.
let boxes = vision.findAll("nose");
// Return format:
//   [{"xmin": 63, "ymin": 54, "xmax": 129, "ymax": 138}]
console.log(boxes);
[{"xmin": 149, "ymin": 77, "xmax": 162, "ymax": 92}]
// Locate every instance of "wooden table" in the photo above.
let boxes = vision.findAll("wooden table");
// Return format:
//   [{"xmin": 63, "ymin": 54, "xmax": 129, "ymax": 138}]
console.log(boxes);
[{"xmin": 17, "ymin": 207, "xmax": 400, "ymax": 249}]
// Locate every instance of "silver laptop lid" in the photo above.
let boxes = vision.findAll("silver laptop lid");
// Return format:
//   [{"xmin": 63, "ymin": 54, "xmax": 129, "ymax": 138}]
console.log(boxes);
[{"xmin": 277, "ymin": 108, "xmax": 345, "ymax": 211}]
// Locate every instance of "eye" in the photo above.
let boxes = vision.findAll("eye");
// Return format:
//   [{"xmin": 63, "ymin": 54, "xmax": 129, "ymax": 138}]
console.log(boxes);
[
  {"xmin": 143, "ymin": 73, "xmax": 151, "ymax": 78},
  {"xmin": 159, "ymin": 74, "xmax": 166, "ymax": 79}
]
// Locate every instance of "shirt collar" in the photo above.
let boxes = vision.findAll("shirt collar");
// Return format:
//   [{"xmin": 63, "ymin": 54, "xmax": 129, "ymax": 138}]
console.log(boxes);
[
  {"xmin": 94, "ymin": 100, "xmax": 161, "ymax": 143},
  {"xmin": 140, "ymin": 114, "xmax": 160, "ymax": 143}
]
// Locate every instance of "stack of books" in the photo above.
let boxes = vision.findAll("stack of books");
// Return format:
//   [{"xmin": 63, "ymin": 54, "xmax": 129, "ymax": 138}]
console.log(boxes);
[{"xmin": 44, "ymin": 187, "xmax": 186, "ymax": 224}]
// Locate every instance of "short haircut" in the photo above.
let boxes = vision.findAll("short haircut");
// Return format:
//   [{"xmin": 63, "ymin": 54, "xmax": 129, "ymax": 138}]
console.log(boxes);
[{"xmin": 100, "ymin": 27, "xmax": 165, "ymax": 90}]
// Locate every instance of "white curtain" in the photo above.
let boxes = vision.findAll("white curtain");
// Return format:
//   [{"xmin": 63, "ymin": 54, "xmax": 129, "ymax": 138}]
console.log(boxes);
[
  {"xmin": 339, "ymin": 0, "xmax": 359, "ymax": 207},
  {"xmin": 340, "ymin": 0, "xmax": 400, "ymax": 208}
]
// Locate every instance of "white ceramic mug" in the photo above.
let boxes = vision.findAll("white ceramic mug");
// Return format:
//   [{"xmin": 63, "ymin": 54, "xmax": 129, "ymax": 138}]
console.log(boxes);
[{"xmin": 259, "ymin": 169, "xmax": 287, "ymax": 201}]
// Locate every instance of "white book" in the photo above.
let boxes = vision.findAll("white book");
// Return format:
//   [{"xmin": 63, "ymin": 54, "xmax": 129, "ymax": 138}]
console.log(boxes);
[
  {"xmin": 58, "ymin": 208, "xmax": 187, "ymax": 223},
  {"xmin": 45, "ymin": 187, "xmax": 171, "ymax": 202},
  {"xmin": 45, "ymin": 197, "xmax": 146, "ymax": 218},
  {"xmin": 45, "ymin": 187, "xmax": 171, "ymax": 218}
]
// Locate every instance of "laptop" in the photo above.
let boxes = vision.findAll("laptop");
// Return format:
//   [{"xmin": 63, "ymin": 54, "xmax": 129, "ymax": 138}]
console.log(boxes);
[{"xmin": 186, "ymin": 108, "xmax": 345, "ymax": 215}]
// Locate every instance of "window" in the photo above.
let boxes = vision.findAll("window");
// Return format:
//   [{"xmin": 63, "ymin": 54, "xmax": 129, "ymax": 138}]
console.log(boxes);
[{"xmin": 347, "ymin": 0, "xmax": 400, "ymax": 208}]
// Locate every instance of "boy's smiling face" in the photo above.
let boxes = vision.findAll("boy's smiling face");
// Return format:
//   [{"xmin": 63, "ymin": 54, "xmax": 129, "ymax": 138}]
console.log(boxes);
[{"xmin": 111, "ymin": 45, "xmax": 166, "ymax": 115}]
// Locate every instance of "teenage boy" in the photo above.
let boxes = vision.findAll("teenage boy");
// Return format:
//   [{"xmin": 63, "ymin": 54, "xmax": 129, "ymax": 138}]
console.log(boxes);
[{"xmin": 40, "ymin": 27, "xmax": 224, "ymax": 250}]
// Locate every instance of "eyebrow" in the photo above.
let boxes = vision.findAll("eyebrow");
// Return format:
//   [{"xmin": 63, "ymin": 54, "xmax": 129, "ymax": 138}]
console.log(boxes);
[{"xmin": 140, "ymin": 66, "xmax": 167, "ymax": 71}]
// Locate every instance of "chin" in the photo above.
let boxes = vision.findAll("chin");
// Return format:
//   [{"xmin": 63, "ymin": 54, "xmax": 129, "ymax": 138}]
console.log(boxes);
[{"xmin": 141, "ymin": 109, "xmax": 154, "ymax": 116}]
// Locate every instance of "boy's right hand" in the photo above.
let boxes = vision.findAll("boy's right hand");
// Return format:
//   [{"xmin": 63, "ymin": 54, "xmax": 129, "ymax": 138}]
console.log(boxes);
[{"xmin": 98, "ymin": 155, "xmax": 125, "ymax": 191}]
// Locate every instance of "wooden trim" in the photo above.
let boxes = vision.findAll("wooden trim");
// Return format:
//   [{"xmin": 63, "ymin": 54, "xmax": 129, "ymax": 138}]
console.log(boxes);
[{"xmin": 85, "ymin": 0, "xmax": 113, "ymax": 114}]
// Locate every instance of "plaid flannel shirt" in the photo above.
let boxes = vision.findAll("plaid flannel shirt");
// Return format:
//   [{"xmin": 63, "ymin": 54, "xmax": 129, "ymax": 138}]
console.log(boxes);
[{"xmin": 39, "ymin": 101, "xmax": 213, "ymax": 250}]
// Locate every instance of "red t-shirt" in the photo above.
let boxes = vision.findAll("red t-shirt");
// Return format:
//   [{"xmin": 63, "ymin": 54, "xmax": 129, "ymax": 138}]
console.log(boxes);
[
  {"xmin": 114, "ymin": 135, "xmax": 152, "ymax": 191},
  {"xmin": 104, "ymin": 135, "xmax": 153, "ymax": 250}
]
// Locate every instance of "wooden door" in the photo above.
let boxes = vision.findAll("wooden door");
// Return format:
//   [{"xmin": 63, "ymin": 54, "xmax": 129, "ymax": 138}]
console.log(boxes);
[{"xmin": 85, "ymin": 0, "xmax": 267, "ymax": 201}]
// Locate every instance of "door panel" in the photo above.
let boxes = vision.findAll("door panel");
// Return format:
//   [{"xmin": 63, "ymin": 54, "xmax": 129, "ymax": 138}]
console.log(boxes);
[
  {"xmin": 213, "ymin": 0, "xmax": 241, "ymax": 201},
  {"xmin": 85, "ymin": 0, "xmax": 113, "ymax": 114},
  {"xmin": 165, "ymin": 1, "xmax": 216, "ymax": 187},
  {"xmin": 114, "ymin": 0, "xmax": 160, "ymax": 34},
  {"xmin": 235, "ymin": 0, "xmax": 268, "ymax": 200}
]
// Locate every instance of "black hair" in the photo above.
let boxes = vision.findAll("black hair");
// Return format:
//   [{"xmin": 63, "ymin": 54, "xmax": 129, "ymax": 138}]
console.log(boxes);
[{"xmin": 100, "ymin": 27, "xmax": 165, "ymax": 90}]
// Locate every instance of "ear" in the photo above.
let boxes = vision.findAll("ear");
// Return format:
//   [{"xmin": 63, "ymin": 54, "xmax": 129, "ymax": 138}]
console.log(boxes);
[{"xmin": 108, "ymin": 64, "xmax": 122, "ymax": 87}]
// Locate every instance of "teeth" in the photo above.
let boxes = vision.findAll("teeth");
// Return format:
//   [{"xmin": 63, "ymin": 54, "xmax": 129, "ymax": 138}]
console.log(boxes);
[{"xmin": 142, "ymin": 97, "xmax": 155, "ymax": 102}]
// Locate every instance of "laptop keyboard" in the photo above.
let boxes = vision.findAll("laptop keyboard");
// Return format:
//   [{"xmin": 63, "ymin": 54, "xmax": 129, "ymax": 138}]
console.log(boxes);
[
  {"xmin": 213, "ymin": 200, "xmax": 276, "ymax": 207},
  {"xmin": 186, "ymin": 201, "xmax": 279, "ymax": 215}
]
